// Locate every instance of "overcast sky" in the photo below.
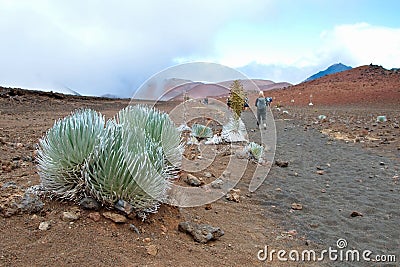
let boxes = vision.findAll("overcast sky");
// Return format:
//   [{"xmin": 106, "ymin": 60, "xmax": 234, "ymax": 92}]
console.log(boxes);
[{"xmin": 1, "ymin": 0, "xmax": 399, "ymax": 97}]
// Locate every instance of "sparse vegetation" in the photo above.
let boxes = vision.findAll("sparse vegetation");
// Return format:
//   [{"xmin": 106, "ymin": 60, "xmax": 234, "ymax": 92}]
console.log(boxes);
[
  {"xmin": 221, "ymin": 117, "xmax": 247, "ymax": 142},
  {"xmin": 191, "ymin": 123, "xmax": 213, "ymax": 138},
  {"xmin": 37, "ymin": 105, "xmax": 182, "ymax": 213},
  {"xmin": 246, "ymin": 142, "xmax": 264, "ymax": 161}
]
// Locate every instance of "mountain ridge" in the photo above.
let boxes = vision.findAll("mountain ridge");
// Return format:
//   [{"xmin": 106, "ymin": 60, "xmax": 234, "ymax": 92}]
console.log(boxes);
[{"xmin": 305, "ymin": 63, "xmax": 352, "ymax": 82}]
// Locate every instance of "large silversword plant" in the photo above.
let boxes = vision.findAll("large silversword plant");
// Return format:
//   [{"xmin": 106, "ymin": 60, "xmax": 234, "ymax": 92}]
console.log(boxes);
[
  {"xmin": 83, "ymin": 120, "xmax": 172, "ymax": 212},
  {"xmin": 37, "ymin": 109, "xmax": 105, "ymax": 200},
  {"xmin": 37, "ymin": 105, "xmax": 182, "ymax": 213},
  {"xmin": 85, "ymin": 105, "xmax": 182, "ymax": 213}
]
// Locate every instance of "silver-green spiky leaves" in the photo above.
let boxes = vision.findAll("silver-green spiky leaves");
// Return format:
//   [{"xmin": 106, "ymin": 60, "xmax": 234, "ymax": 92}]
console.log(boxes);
[
  {"xmin": 117, "ymin": 105, "xmax": 182, "ymax": 168},
  {"xmin": 246, "ymin": 142, "xmax": 264, "ymax": 161},
  {"xmin": 37, "ymin": 109, "xmax": 105, "ymax": 200},
  {"xmin": 222, "ymin": 117, "xmax": 248, "ymax": 142},
  {"xmin": 191, "ymin": 123, "xmax": 213, "ymax": 138},
  {"xmin": 83, "ymin": 121, "xmax": 170, "ymax": 211},
  {"xmin": 36, "ymin": 105, "xmax": 182, "ymax": 213}
]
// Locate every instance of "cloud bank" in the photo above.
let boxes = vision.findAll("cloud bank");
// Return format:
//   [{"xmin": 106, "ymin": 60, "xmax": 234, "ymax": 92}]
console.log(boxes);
[{"xmin": 0, "ymin": 1, "xmax": 399, "ymax": 97}]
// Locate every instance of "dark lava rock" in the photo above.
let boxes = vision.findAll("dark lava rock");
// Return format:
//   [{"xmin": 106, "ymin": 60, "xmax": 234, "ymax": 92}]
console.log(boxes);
[
  {"xmin": 79, "ymin": 197, "xmax": 100, "ymax": 211},
  {"xmin": 1, "ymin": 192, "xmax": 44, "ymax": 217},
  {"xmin": 114, "ymin": 199, "xmax": 134, "ymax": 215},
  {"xmin": 178, "ymin": 221, "xmax": 224, "ymax": 243},
  {"xmin": 275, "ymin": 160, "xmax": 289, "ymax": 168},
  {"xmin": 18, "ymin": 192, "xmax": 44, "ymax": 214},
  {"xmin": 350, "ymin": 211, "xmax": 363, "ymax": 217}
]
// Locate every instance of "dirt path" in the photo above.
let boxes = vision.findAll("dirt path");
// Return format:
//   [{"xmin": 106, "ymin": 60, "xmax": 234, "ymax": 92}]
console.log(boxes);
[{"xmin": 252, "ymin": 112, "xmax": 399, "ymax": 266}]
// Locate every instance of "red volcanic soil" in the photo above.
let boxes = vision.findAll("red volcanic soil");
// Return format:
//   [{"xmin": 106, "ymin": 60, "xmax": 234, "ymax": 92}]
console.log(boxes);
[
  {"xmin": 0, "ymin": 66, "xmax": 399, "ymax": 266},
  {"xmin": 266, "ymin": 64, "xmax": 400, "ymax": 107}
]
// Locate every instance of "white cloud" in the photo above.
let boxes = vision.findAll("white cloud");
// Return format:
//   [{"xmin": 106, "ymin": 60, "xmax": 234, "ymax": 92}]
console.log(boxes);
[
  {"xmin": 1, "ymin": 1, "xmax": 399, "ymax": 96},
  {"xmin": 0, "ymin": 0, "xmax": 275, "ymax": 96},
  {"xmin": 315, "ymin": 23, "xmax": 400, "ymax": 68}
]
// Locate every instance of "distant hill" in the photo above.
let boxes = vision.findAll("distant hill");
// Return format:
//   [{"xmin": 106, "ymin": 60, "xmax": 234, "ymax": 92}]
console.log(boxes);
[
  {"xmin": 267, "ymin": 64, "xmax": 400, "ymax": 106},
  {"xmin": 163, "ymin": 79, "xmax": 292, "ymax": 101},
  {"xmin": 305, "ymin": 63, "xmax": 352, "ymax": 82},
  {"xmin": 101, "ymin": 93, "xmax": 121, "ymax": 99}
]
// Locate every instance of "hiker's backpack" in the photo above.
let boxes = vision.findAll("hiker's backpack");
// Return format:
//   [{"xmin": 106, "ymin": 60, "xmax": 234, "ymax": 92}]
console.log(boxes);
[{"xmin": 257, "ymin": 97, "xmax": 267, "ymax": 108}]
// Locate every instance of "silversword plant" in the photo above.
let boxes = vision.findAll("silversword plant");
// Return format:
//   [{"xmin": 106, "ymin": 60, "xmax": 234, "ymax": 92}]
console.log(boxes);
[
  {"xmin": 37, "ymin": 109, "xmax": 105, "ymax": 200},
  {"xmin": 191, "ymin": 123, "xmax": 213, "ymax": 139},
  {"xmin": 37, "ymin": 105, "xmax": 182, "ymax": 214}
]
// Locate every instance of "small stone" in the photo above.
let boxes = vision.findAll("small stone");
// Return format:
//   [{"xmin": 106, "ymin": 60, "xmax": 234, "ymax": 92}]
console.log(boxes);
[
  {"xmin": 102, "ymin": 211, "xmax": 127, "ymax": 223},
  {"xmin": 204, "ymin": 172, "xmax": 212, "ymax": 178},
  {"xmin": 143, "ymin": 237, "xmax": 151, "ymax": 243},
  {"xmin": 275, "ymin": 187, "xmax": 282, "ymax": 192},
  {"xmin": 275, "ymin": 160, "xmax": 289, "ymax": 167},
  {"xmin": 317, "ymin": 170, "xmax": 325, "ymax": 175},
  {"xmin": 178, "ymin": 221, "xmax": 224, "ymax": 243},
  {"xmin": 17, "ymin": 192, "xmax": 44, "ymax": 214},
  {"xmin": 350, "ymin": 211, "xmax": 363, "ymax": 217},
  {"xmin": 39, "ymin": 221, "xmax": 51, "ymax": 231},
  {"xmin": 211, "ymin": 178, "xmax": 224, "ymax": 189},
  {"xmin": 287, "ymin": 229, "xmax": 297, "ymax": 236},
  {"xmin": 62, "ymin": 211, "xmax": 80, "ymax": 222},
  {"xmin": 321, "ymin": 189, "xmax": 326, "ymax": 193},
  {"xmin": 184, "ymin": 174, "xmax": 204, "ymax": 187},
  {"xmin": 379, "ymin": 162, "xmax": 385, "ymax": 166},
  {"xmin": 114, "ymin": 199, "xmax": 134, "ymax": 215},
  {"xmin": 129, "ymin": 224, "xmax": 140, "ymax": 234},
  {"xmin": 316, "ymin": 166, "xmax": 324, "ymax": 170},
  {"xmin": 146, "ymin": 245, "xmax": 158, "ymax": 256},
  {"xmin": 205, "ymin": 204, "xmax": 212, "ymax": 210},
  {"xmin": 88, "ymin": 212, "xmax": 101, "ymax": 222},
  {"xmin": 291, "ymin": 203, "xmax": 303, "ymax": 210},
  {"xmin": 226, "ymin": 189, "xmax": 241, "ymax": 202},
  {"xmin": 79, "ymin": 197, "xmax": 100, "ymax": 211}
]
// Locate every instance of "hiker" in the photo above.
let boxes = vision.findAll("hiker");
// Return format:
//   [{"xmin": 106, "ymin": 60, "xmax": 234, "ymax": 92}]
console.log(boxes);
[
  {"xmin": 266, "ymin": 97, "xmax": 273, "ymax": 107},
  {"xmin": 255, "ymin": 91, "xmax": 267, "ymax": 129},
  {"xmin": 244, "ymin": 97, "xmax": 249, "ymax": 110}
]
